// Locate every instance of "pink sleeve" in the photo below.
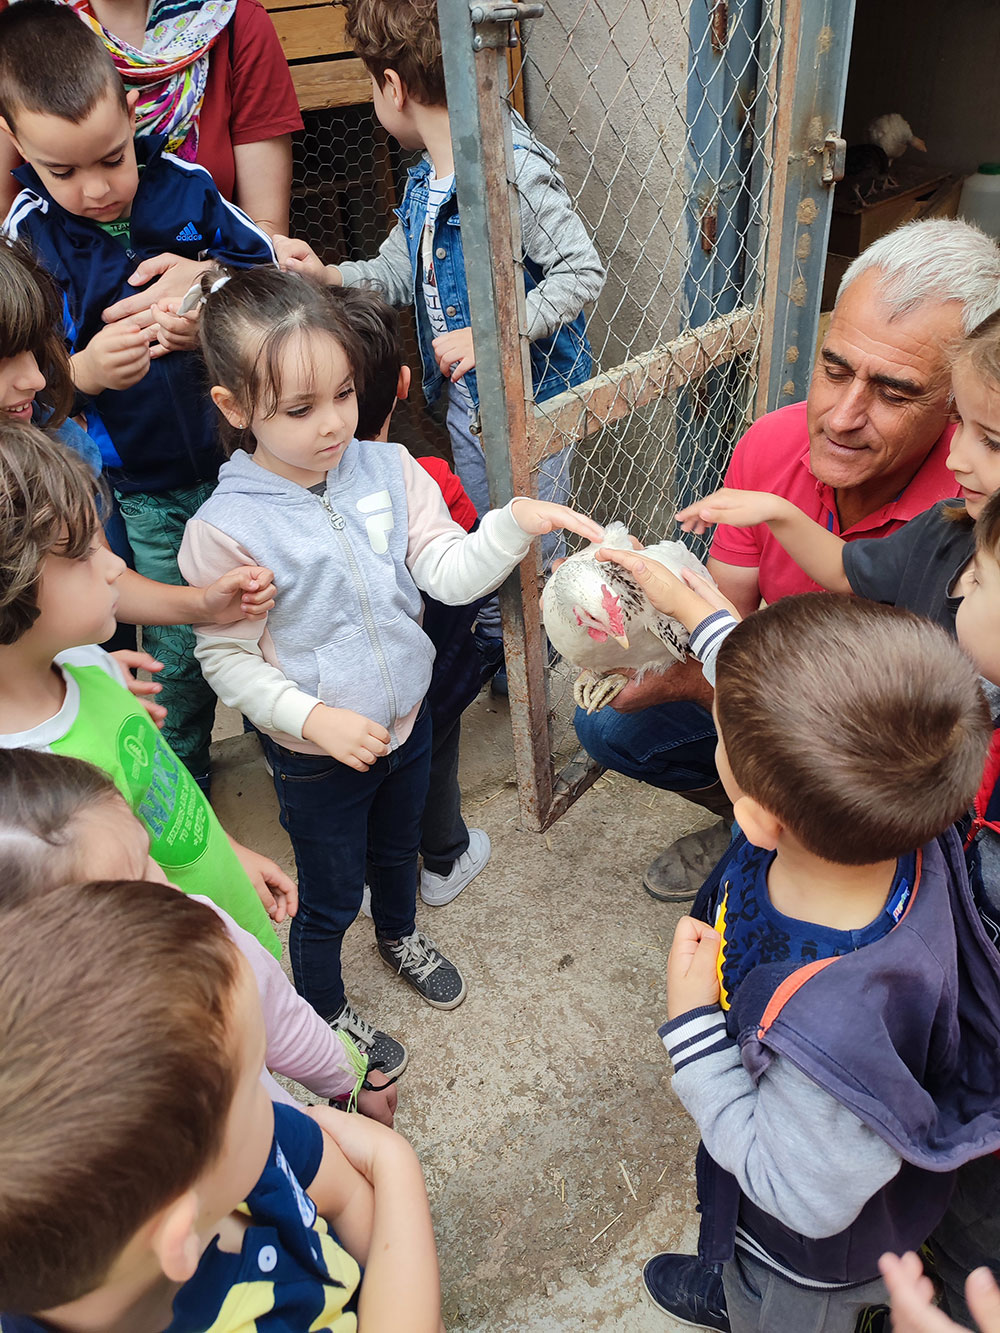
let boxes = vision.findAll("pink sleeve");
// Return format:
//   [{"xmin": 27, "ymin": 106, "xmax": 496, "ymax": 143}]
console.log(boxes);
[
  {"xmin": 708, "ymin": 430, "xmax": 766, "ymax": 569},
  {"xmin": 196, "ymin": 897, "xmax": 359, "ymax": 1101}
]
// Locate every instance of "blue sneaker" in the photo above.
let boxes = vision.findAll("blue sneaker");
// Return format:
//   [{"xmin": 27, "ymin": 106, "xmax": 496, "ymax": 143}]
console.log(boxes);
[{"xmin": 641, "ymin": 1254, "xmax": 730, "ymax": 1330}]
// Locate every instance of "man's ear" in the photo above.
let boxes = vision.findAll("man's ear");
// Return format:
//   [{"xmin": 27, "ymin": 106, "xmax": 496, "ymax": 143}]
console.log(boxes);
[
  {"xmin": 150, "ymin": 1191, "xmax": 203, "ymax": 1284},
  {"xmin": 733, "ymin": 795, "xmax": 781, "ymax": 852},
  {"xmin": 395, "ymin": 364, "xmax": 411, "ymax": 402},
  {"xmin": 211, "ymin": 385, "xmax": 246, "ymax": 429},
  {"xmin": 125, "ymin": 88, "xmax": 140, "ymax": 131}
]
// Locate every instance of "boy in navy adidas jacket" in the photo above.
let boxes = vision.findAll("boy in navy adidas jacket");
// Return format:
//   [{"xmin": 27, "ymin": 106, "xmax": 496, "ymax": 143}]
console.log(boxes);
[{"xmin": 0, "ymin": 1, "xmax": 275, "ymax": 787}]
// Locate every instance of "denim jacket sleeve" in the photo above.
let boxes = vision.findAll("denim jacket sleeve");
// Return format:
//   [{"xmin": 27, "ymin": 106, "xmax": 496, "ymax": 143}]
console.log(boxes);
[
  {"xmin": 513, "ymin": 142, "xmax": 606, "ymax": 342},
  {"xmin": 339, "ymin": 218, "xmax": 413, "ymax": 307}
]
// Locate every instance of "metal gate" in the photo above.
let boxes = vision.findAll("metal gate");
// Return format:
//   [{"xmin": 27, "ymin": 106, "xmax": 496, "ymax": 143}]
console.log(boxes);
[{"xmin": 437, "ymin": 0, "xmax": 855, "ymax": 831}]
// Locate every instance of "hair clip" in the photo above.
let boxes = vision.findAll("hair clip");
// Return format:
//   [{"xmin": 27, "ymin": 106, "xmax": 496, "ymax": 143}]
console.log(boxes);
[{"xmin": 178, "ymin": 271, "xmax": 232, "ymax": 317}]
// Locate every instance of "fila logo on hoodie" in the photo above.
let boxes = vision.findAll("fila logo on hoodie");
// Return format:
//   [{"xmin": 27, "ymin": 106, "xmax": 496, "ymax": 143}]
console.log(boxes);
[{"xmin": 356, "ymin": 491, "xmax": 394, "ymax": 554}]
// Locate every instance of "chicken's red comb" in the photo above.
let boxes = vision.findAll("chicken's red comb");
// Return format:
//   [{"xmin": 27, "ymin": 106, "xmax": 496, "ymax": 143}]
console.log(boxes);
[{"xmin": 600, "ymin": 583, "xmax": 626, "ymax": 637}]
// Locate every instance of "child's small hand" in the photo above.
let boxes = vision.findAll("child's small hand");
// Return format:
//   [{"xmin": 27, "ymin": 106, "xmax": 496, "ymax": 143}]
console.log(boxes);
[
  {"xmin": 675, "ymin": 488, "xmax": 790, "ymax": 537},
  {"xmin": 200, "ymin": 565, "xmax": 277, "ymax": 623},
  {"xmin": 879, "ymin": 1251, "xmax": 1000, "ymax": 1332},
  {"xmin": 110, "ymin": 648, "xmax": 167, "ymax": 728},
  {"xmin": 273, "ymin": 233, "xmax": 336, "ymax": 283},
  {"xmin": 667, "ymin": 915, "xmax": 721, "ymax": 1020},
  {"xmin": 357, "ymin": 1068, "xmax": 398, "ymax": 1128},
  {"xmin": 302, "ymin": 705, "xmax": 392, "ymax": 772},
  {"xmin": 432, "ymin": 326, "xmax": 476, "ymax": 383},
  {"xmin": 511, "ymin": 499, "xmax": 605, "ymax": 545},
  {"xmin": 74, "ymin": 321, "xmax": 155, "ymax": 393},
  {"xmin": 148, "ymin": 297, "xmax": 200, "ymax": 357},
  {"xmin": 227, "ymin": 836, "xmax": 299, "ymax": 921}
]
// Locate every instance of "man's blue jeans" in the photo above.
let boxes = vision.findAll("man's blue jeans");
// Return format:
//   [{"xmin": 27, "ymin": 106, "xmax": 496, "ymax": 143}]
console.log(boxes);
[
  {"xmin": 260, "ymin": 706, "xmax": 432, "ymax": 1020},
  {"xmin": 574, "ymin": 699, "xmax": 720, "ymax": 791}
]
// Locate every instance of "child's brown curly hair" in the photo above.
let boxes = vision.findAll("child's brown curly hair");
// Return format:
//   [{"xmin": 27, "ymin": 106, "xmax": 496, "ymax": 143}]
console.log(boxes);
[{"xmin": 345, "ymin": 0, "xmax": 447, "ymax": 107}]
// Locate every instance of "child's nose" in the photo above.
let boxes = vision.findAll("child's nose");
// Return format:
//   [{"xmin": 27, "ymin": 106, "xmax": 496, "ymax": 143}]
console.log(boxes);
[{"xmin": 13, "ymin": 352, "xmax": 45, "ymax": 393}]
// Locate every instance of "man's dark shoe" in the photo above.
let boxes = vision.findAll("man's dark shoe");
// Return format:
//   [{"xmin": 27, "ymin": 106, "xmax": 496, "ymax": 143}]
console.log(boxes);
[
  {"xmin": 643, "ymin": 820, "xmax": 735, "ymax": 903},
  {"xmin": 642, "ymin": 1253, "xmax": 730, "ymax": 1329}
]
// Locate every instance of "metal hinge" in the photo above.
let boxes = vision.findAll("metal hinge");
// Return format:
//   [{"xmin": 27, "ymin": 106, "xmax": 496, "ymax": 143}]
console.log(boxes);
[
  {"xmin": 822, "ymin": 132, "xmax": 847, "ymax": 185},
  {"xmin": 469, "ymin": 2, "xmax": 544, "ymax": 50}
]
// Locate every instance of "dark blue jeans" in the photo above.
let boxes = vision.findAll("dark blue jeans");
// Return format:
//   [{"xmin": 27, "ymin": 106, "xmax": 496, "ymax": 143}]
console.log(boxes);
[
  {"xmin": 574, "ymin": 699, "xmax": 719, "ymax": 792},
  {"xmin": 260, "ymin": 706, "xmax": 432, "ymax": 1019}
]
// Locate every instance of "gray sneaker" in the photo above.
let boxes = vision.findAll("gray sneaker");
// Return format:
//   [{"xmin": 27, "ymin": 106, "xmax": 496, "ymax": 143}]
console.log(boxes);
[
  {"xmin": 377, "ymin": 930, "xmax": 467, "ymax": 1009},
  {"xmin": 643, "ymin": 820, "xmax": 735, "ymax": 903},
  {"xmin": 328, "ymin": 999, "xmax": 408, "ymax": 1079}
]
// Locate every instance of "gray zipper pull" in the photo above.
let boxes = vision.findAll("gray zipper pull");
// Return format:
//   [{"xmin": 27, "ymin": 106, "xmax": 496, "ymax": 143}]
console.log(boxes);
[{"xmin": 319, "ymin": 494, "xmax": 346, "ymax": 531}]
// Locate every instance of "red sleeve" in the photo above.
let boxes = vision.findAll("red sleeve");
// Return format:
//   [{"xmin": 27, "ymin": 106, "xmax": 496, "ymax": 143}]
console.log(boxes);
[
  {"xmin": 418, "ymin": 456, "xmax": 479, "ymax": 532},
  {"xmin": 708, "ymin": 426, "xmax": 766, "ymax": 568},
  {"xmin": 226, "ymin": 0, "xmax": 303, "ymax": 145}
]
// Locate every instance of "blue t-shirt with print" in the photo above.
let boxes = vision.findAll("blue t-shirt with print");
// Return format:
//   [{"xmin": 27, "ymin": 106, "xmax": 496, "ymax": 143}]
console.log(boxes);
[{"xmin": 710, "ymin": 837, "xmax": 916, "ymax": 1010}]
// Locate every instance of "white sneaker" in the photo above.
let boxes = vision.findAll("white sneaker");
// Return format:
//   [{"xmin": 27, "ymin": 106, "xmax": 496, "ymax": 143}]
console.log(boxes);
[
  {"xmin": 359, "ymin": 884, "xmax": 372, "ymax": 919},
  {"xmin": 420, "ymin": 828, "xmax": 491, "ymax": 906}
]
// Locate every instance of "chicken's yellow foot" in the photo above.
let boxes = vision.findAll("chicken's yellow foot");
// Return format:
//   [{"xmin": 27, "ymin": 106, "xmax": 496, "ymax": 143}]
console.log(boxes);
[{"xmin": 573, "ymin": 669, "xmax": 630, "ymax": 713}]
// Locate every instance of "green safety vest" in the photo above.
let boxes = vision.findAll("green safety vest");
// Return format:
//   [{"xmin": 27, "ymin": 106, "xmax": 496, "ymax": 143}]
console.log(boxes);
[{"xmin": 51, "ymin": 659, "xmax": 280, "ymax": 958}]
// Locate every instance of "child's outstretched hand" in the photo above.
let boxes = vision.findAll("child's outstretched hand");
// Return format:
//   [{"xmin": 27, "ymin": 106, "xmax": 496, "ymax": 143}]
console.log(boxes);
[
  {"xmin": 511, "ymin": 499, "xmax": 605, "ymax": 545},
  {"xmin": 676, "ymin": 488, "xmax": 793, "ymax": 537},
  {"xmin": 199, "ymin": 564, "xmax": 277, "ymax": 623},
  {"xmin": 432, "ymin": 326, "xmax": 476, "ymax": 383},
  {"xmin": 595, "ymin": 547, "xmax": 742, "ymax": 633},
  {"xmin": 880, "ymin": 1251, "xmax": 1000, "ymax": 1332},
  {"xmin": 110, "ymin": 648, "xmax": 167, "ymax": 728},
  {"xmin": 303, "ymin": 704, "xmax": 392, "ymax": 773},
  {"xmin": 273, "ymin": 233, "xmax": 336, "ymax": 283},
  {"xmin": 667, "ymin": 915, "xmax": 722, "ymax": 1020}
]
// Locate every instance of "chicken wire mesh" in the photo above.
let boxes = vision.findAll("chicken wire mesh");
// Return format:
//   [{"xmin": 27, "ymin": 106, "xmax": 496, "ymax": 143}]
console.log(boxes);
[
  {"xmin": 436, "ymin": 0, "xmax": 782, "ymax": 821},
  {"xmin": 289, "ymin": 105, "xmax": 451, "ymax": 457}
]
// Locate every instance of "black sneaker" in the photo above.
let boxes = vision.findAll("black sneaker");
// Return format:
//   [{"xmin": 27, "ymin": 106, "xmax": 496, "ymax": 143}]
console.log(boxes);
[
  {"xmin": 641, "ymin": 1254, "xmax": 730, "ymax": 1330},
  {"xmin": 327, "ymin": 999, "xmax": 408, "ymax": 1079},
  {"xmin": 377, "ymin": 930, "xmax": 467, "ymax": 1009}
]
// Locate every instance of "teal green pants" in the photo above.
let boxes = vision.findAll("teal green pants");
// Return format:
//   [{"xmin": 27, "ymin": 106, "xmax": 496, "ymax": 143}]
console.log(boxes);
[{"xmin": 115, "ymin": 481, "xmax": 218, "ymax": 782}]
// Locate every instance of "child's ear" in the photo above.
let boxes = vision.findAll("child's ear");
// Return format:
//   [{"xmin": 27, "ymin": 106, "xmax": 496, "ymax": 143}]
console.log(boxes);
[
  {"xmin": 382, "ymin": 69, "xmax": 406, "ymax": 111},
  {"xmin": 211, "ymin": 385, "xmax": 246, "ymax": 429},
  {"xmin": 125, "ymin": 88, "xmax": 140, "ymax": 131},
  {"xmin": 395, "ymin": 364, "xmax": 411, "ymax": 402},
  {"xmin": 733, "ymin": 795, "xmax": 781, "ymax": 852},
  {"xmin": 0, "ymin": 117, "xmax": 22, "ymax": 155},
  {"xmin": 150, "ymin": 1191, "xmax": 203, "ymax": 1283}
]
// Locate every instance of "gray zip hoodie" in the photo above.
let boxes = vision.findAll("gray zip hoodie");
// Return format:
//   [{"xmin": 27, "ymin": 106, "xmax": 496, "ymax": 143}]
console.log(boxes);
[{"xmin": 178, "ymin": 441, "xmax": 534, "ymax": 753}]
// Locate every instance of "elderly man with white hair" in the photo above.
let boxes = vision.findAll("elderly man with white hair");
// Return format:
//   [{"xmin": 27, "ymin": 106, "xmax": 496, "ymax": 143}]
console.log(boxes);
[{"xmin": 575, "ymin": 218, "xmax": 1000, "ymax": 903}]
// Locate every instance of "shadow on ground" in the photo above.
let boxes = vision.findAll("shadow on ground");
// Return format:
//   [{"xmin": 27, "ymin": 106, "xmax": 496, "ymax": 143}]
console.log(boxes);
[{"xmin": 212, "ymin": 689, "xmax": 717, "ymax": 1331}]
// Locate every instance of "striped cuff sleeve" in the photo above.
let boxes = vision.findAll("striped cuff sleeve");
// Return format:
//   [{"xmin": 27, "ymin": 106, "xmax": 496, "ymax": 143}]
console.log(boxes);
[
  {"xmin": 658, "ymin": 1006, "xmax": 730, "ymax": 1072},
  {"xmin": 689, "ymin": 610, "xmax": 738, "ymax": 663}
]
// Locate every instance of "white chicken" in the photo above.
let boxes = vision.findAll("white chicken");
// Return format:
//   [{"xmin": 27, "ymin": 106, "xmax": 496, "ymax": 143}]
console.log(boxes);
[
  {"xmin": 541, "ymin": 521, "xmax": 714, "ymax": 713},
  {"xmin": 866, "ymin": 114, "xmax": 927, "ymax": 171}
]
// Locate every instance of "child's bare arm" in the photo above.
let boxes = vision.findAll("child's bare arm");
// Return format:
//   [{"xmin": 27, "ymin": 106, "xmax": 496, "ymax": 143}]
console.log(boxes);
[
  {"xmin": 676, "ymin": 490, "xmax": 851, "ymax": 594},
  {"xmin": 115, "ymin": 563, "xmax": 276, "ymax": 626},
  {"xmin": 307, "ymin": 1107, "xmax": 442, "ymax": 1333}
]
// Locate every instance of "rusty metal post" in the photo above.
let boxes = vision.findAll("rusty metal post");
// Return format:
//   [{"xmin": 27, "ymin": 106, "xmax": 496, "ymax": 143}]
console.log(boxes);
[
  {"xmin": 756, "ymin": 0, "xmax": 856, "ymax": 413},
  {"xmin": 437, "ymin": 0, "xmax": 554, "ymax": 830}
]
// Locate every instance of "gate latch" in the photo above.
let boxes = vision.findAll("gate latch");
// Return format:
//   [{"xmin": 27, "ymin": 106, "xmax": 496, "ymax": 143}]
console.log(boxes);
[
  {"xmin": 470, "ymin": 2, "xmax": 544, "ymax": 50},
  {"xmin": 822, "ymin": 132, "xmax": 847, "ymax": 185}
]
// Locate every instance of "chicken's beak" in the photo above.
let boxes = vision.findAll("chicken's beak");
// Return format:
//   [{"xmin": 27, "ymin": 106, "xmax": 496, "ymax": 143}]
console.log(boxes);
[{"xmin": 612, "ymin": 632, "xmax": 630, "ymax": 650}]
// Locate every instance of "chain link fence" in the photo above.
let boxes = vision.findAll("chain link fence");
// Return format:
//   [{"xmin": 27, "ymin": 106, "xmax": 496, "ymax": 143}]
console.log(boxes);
[{"xmin": 437, "ymin": 0, "xmax": 782, "ymax": 825}]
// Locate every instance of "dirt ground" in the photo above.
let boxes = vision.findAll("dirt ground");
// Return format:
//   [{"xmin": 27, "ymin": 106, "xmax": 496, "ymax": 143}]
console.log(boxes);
[{"xmin": 213, "ymin": 689, "xmax": 718, "ymax": 1331}]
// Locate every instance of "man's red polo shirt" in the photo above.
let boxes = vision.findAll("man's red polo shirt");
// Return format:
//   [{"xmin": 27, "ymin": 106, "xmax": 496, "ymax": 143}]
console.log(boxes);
[{"xmin": 708, "ymin": 401, "xmax": 959, "ymax": 604}]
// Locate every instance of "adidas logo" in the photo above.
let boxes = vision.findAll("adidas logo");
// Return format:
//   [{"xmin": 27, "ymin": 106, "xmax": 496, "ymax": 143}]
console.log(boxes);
[{"xmin": 176, "ymin": 222, "xmax": 203, "ymax": 243}]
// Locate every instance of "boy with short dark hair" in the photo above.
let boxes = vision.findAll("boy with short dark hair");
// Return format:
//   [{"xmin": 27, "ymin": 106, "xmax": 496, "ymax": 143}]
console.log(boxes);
[
  {"xmin": 277, "ymin": 0, "xmax": 604, "ymax": 648},
  {"xmin": 0, "ymin": 879, "xmax": 441, "ymax": 1331},
  {"xmin": 598, "ymin": 579, "xmax": 1000, "ymax": 1331},
  {"xmin": 0, "ymin": 0, "xmax": 276, "ymax": 786}
]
